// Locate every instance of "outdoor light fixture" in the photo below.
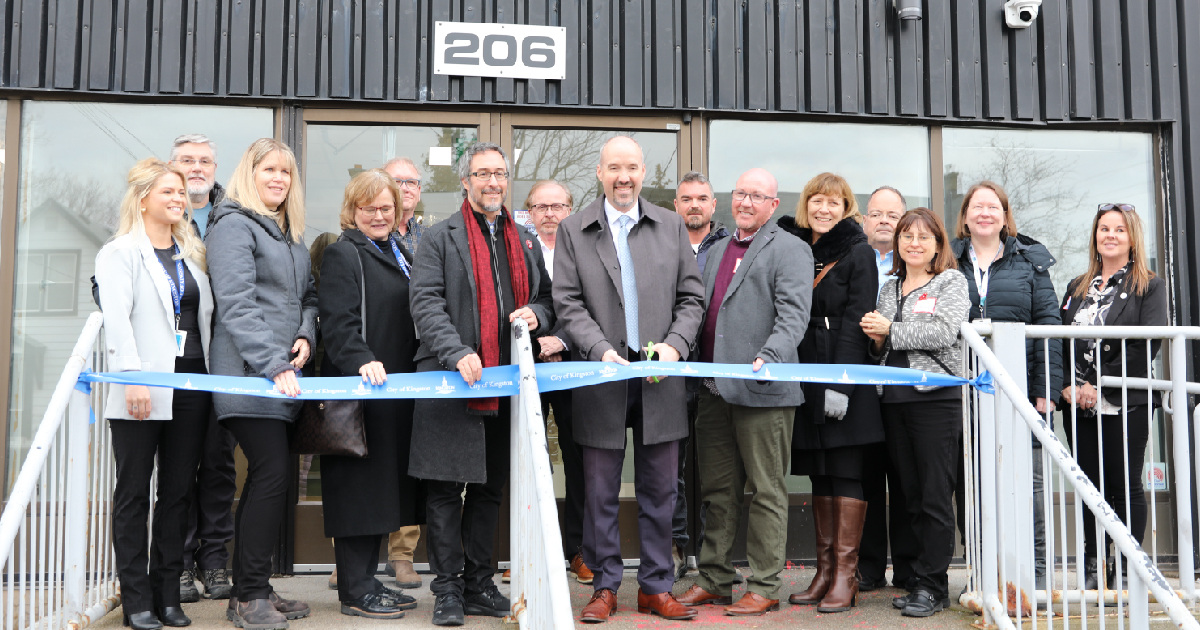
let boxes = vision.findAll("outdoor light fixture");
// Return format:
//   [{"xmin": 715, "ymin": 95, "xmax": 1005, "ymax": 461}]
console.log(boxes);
[{"xmin": 896, "ymin": 0, "xmax": 922, "ymax": 20}]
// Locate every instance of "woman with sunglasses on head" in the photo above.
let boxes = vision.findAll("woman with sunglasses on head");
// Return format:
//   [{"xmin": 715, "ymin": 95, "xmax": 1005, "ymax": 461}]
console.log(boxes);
[
  {"xmin": 96, "ymin": 158, "xmax": 213, "ymax": 630},
  {"xmin": 860, "ymin": 208, "xmax": 970, "ymax": 619},
  {"xmin": 1059, "ymin": 203, "xmax": 1166, "ymax": 590}
]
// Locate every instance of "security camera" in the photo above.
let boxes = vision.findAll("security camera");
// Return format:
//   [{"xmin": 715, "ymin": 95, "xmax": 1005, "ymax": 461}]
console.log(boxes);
[
  {"xmin": 895, "ymin": 0, "xmax": 922, "ymax": 20},
  {"xmin": 1004, "ymin": 0, "xmax": 1041, "ymax": 28}
]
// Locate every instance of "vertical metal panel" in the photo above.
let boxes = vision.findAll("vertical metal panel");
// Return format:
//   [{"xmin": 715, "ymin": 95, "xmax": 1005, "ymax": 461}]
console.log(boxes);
[
  {"xmin": 259, "ymin": 0, "xmax": 287, "ymax": 96},
  {"xmin": 428, "ymin": 0, "xmax": 449, "ymax": 100},
  {"xmin": 1093, "ymin": 0, "xmax": 1122, "ymax": 119},
  {"xmin": 460, "ymin": 0, "xmax": 482, "ymax": 102},
  {"xmin": 492, "ymin": 0, "xmax": 515, "ymax": 103},
  {"xmin": 864, "ymin": 0, "xmax": 887, "ymax": 114},
  {"xmin": 950, "ymin": 0, "xmax": 978, "ymax": 118},
  {"xmin": 895, "ymin": 11, "xmax": 919, "ymax": 116},
  {"xmin": 806, "ymin": 0, "xmax": 830, "ymax": 112},
  {"xmin": 226, "ymin": 0, "xmax": 252, "ymax": 94},
  {"xmin": 392, "ymin": 0, "xmax": 418, "ymax": 100},
  {"xmin": 361, "ymin": 0, "xmax": 385, "ymax": 98},
  {"xmin": 558, "ymin": 0, "xmax": 579, "ymax": 104},
  {"xmin": 977, "ymin": 0, "xmax": 1006, "ymax": 118},
  {"xmin": 745, "ymin": 0, "xmax": 768, "ymax": 110},
  {"xmin": 328, "ymin": 0, "xmax": 352, "ymax": 98},
  {"xmin": 350, "ymin": 0, "xmax": 362, "ymax": 99},
  {"xmin": 0, "ymin": 1, "xmax": 12, "ymax": 86},
  {"xmin": 122, "ymin": 0, "xmax": 150, "ymax": 91},
  {"xmin": 618, "ymin": 0, "xmax": 641, "ymax": 106},
  {"xmin": 776, "ymin": 0, "xmax": 799, "ymax": 112},
  {"xmin": 1066, "ymin": 0, "xmax": 1094, "ymax": 118},
  {"xmin": 1009, "ymin": 26, "xmax": 1035, "ymax": 120},
  {"xmin": 17, "ymin": 0, "xmax": 47, "ymax": 87},
  {"xmin": 925, "ymin": 0, "xmax": 952, "ymax": 117},
  {"xmin": 155, "ymin": 0, "xmax": 182, "ymax": 92},
  {"xmin": 1149, "ymin": 0, "xmax": 1177, "ymax": 120},
  {"xmin": 834, "ymin": 0, "xmax": 856, "ymax": 113},
  {"xmin": 1177, "ymin": 0, "xmax": 1200, "ymax": 330},
  {"xmin": 651, "ymin": 0, "xmax": 673, "ymax": 107},
  {"xmin": 523, "ymin": 0, "xmax": 546, "ymax": 104},
  {"xmin": 191, "ymin": 0, "xmax": 218, "ymax": 93},
  {"xmin": 1123, "ymin": 0, "xmax": 1152, "ymax": 120},
  {"xmin": 52, "ymin": 0, "xmax": 81, "ymax": 88},
  {"xmin": 1037, "ymin": 0, "xmax": 1065, "ymax": 120},
  {"xmin": 588, "ymin": 0, "xmax": 611, "ymax": 106},
  {"xmin": 86, "ymin": 0, "xmax": 114, "ymax": 89},
  {"xmin": 712, "ymin": 0, "xmax": 735, "ymax": 109}
]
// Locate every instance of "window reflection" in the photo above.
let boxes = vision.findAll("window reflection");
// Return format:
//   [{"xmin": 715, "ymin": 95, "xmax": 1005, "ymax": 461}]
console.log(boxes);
[{"xmin": 8, "ymin": 101, "xmax": 272, "ymax": 490}]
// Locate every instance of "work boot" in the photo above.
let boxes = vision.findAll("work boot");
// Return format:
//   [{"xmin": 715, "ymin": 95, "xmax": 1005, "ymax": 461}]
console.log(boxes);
[
  {"xmin": 789, "ymin": 495, "xmax": 835, "ymax": 605},
  {"xmin": 178, "ymin": 568, "xmax": 200, "ymax": 604},
  {"xmin": 201, "ymin": 568, "xmax": 232, "ymax": 600},
  {"xmin": 390, "ymin": 560, "xmax": 422, "ymax": 589},
  {"xmin": 231, "ymin": 599, "xmax": 288, "ymax": 630},
  {"xmin": 817, "ymin": 497, "xmax": 867, "ymax": 613}
]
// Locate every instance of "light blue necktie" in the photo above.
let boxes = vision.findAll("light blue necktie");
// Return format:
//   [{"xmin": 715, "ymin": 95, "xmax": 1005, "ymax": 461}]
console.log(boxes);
[{"xmin": 616, "ymin": 214, "xmax": 640, "ymax": 353}]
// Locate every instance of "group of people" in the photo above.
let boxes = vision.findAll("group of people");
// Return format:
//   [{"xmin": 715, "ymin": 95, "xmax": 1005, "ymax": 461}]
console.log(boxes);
[{"xmin": 94, "ymin": 130, "xmax": 1166, "ymax": 629}]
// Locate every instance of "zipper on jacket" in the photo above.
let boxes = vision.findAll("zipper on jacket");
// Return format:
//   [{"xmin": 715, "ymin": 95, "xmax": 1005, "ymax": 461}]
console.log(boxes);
[{"xmin": 488, "ymin": 226, "xmax": 505, "ymax": 323}]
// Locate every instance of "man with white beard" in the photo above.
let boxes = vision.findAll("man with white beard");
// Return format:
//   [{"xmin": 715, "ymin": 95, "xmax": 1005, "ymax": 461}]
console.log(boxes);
[{"xmin": 169, "ymin": 134, "xmax": 225, "ymax": 238}]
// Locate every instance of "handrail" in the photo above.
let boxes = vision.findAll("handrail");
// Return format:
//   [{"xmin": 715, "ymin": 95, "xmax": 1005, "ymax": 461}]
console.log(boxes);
[
  {"xmin": 971, "ymin": 320, "xmax": 1200, "ymax": 339},
  {"xmin": 960, "ymin": 322, "xmax": 1200, "ymax": 629}
]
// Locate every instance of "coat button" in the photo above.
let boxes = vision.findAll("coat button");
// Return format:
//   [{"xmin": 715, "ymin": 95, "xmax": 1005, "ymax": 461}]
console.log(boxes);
[
  {"xmin": 619, "ymin": 341, "xmax": 625, "ymax": 348},
  {"xmin": 1103, "ymin": 344, "xmax": 1111, "ymax": 351},
  {"xmin": 1120, "ymin": 292, "xmax": 1128, "ymax": 299}
]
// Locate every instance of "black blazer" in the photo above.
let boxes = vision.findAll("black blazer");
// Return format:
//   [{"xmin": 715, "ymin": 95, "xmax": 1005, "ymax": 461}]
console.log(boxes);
[{"xmin": 1058, "ymin": 273, "xmax": 1168, "ymax": 409}]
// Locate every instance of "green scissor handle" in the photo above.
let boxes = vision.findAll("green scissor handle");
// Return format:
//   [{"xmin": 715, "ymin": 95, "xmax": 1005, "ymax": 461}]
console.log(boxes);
[{"xmin": 644, "ymin": 342, "xmax": 660, "ymax": 383}]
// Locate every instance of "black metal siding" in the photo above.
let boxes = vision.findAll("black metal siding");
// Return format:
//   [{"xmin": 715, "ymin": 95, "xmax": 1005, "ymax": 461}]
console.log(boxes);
[{"xmin": 0, "ymin": 0, "xmax": 1198, "ymax": 327}]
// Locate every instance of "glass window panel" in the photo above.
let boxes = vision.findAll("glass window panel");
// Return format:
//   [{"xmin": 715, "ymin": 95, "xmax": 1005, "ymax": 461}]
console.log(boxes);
[
  {"xmin": 7, "ymin": 101, "xmax": 272, "ymax": 490},
  {"xmin": 942, "ymin": 128, "xmax": 1157, "ymax": 296},
  {"xmin": 708, "ymin": 120, "xmax": 931, "ymax": 232},
  {"xmin": 304, "ymin": 124, "xmax": 479, "ymax": 239}
]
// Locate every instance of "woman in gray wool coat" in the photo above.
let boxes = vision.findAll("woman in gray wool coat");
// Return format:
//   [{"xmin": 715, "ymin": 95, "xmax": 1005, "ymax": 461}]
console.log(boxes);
[{"xmin": 205, "ymin": 139, "xmax": 316, "ymax": 630}]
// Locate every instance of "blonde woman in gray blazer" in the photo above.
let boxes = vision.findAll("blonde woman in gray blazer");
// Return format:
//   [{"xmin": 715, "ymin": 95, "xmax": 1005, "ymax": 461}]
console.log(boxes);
[
  {"xmin": 860, "ymin": 208, "xmax": 969, "ymax": 619},
  {"xmin": 95, "ymin": 158, "xmax": 213, "ymax": 630}
]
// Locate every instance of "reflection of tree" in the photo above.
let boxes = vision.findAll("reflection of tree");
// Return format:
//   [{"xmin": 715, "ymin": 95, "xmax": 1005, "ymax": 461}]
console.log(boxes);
[
  {"xmin": 422, "ymin": 127, "xmax": 474, "ymax": 193},
  {"xmin": 945, "ymin": 137, "xmax": 1088, "ymax": 295},
  {"xmin": 26, "ymin": 169, "xmax": 123, "ymax": 233}
]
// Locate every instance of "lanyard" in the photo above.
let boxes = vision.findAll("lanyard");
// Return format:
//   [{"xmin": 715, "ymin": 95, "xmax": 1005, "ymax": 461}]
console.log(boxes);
[
  {"xmin": 156, "ymin": 242, "xmax": 185, "ymax": 330},
  {"xmin": 370, "ymin": 236, "xmax": 412, "ymax": 279},
  {"xmin": 968, "ymin": 243, "xmax": 1001, "ymax": 314}
]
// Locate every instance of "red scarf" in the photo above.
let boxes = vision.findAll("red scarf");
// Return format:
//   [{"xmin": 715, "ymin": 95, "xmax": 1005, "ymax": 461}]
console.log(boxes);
[{"xmin": 462, "ymin": 199, "xmax": 530, "ymax": 412}]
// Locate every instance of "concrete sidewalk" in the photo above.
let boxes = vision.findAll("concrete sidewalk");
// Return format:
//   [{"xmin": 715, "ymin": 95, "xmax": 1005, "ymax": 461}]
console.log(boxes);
[{"xmin": 90, "ymin": 566, "xmax": 1189, "ymax": 629}]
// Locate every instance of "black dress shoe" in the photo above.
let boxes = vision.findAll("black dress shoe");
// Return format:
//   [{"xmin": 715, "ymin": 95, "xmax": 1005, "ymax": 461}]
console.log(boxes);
[
  {"xmin": 158, "ymin": 607, "xmax": 191, "ymax": 627},
  {"xmin": 123, "ymin": 611, "xmax": 163, "ymax": 630},
  {"xmin": 902, "ymin": 590, "xmax": 946, "ymax": 617},
  {"xmin": 375, "ymin": 584, "xmax": 417, "ymax": 610},
  {"xmin": 341, "ymin": 591, "xmax": 406, "ymax": 619},
  {"xmin": 432, "ymin": 593, "xmax": 466, "ymax": 626},
  {"xmin": 859, "ymin": 575, "xmax": 888, "ymax": 592},
  {"xmin": 893, "ymin": 591, "xmax": 951, "ymax": 610}
]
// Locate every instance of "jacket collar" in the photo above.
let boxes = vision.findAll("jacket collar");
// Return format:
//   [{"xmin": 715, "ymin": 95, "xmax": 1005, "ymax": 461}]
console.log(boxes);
[
  {"xmin": 341, "ymin": 228, "xmax": 412, "ymax": 271},
  {"xmin": 209, "ymin": 199, "xmax": 288, "ymax": 242},
  {"xmin": 951, "ymin": 235, "xmax": 1057, "ymax": 273},
  {"xmin": 134, "ymin": 230, "xmax": 187, "ymax": 322},
  {"xmin": 777, "ymin": 215, "xmax": 865, "ymax": 265},
  {"xmin": 706, "ymin": 222, "xmax": 779, "ymax": 304},
  {"xmin": 580, "ymin": 196, "xmax": 663, "ymax": 230}
]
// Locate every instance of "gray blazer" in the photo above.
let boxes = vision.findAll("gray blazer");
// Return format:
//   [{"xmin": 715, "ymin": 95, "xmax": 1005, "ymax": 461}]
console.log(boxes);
[
  {"xmin": 701, "ymin": 223, "xmax": 812, "ymax": 407},
  {"xmin": 553, "ymin": 196, "xmax": 705, "ymax": 449}
]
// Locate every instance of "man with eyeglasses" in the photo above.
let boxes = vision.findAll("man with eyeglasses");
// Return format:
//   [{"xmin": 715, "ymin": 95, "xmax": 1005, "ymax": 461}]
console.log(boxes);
[
  {"xmin": 554, "ymin": 136, "xmax": 704, "ymax": 623},
  {"xmin": 169, "ymin": 134, "xmax": 225, "ymax": 238},
  {"xmin": 856, "ymin": 185, "xmax": 920, "ymax": 595},
  {"xmin": 409, "ymin": 142, "xmax": 554, "ymax": 626},
  {"xmin": 384, "ymin": 157, "xmax": 426, "ymax": 254}
]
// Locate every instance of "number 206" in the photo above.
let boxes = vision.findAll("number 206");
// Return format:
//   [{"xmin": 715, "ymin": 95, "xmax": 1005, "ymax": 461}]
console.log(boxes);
[{"xmin": 443, "ymin": 33, "xmax": 556, "ymax": 68}]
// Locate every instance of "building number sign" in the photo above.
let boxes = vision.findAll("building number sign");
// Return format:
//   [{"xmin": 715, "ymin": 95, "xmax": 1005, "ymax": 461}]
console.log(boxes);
[{"xmin": 433, "ymin": 22, "xmax": 567, "ymax": 81}]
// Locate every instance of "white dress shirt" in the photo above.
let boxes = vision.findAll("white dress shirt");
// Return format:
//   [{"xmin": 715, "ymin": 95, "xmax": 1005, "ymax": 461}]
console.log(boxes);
[
  {"xmin": 538, "ymin": 235, "xmax": 555, "ymax": 281},
  {"xmin": 603, "ymin": 197, "xmax": 641, "ymax": 249}
]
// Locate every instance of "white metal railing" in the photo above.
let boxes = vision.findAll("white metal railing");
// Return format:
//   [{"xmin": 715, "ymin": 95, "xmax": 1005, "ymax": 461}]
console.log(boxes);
[
  {"xmin": 960, "ymin": 321, "xmax": 1200, "ymax": 629},
  {"xmin": 0, "ymin": 312, "xmax": 119, "ymax": 630},
  {"xmin": 507, "ymin": 318, "xmax": 575, "ymax": 629}
]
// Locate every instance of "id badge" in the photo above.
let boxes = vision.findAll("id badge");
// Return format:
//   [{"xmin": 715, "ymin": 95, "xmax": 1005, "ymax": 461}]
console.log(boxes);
[
  {"xmin": 174, "ymin": 330, "xmax": 187, "ymax": 357},
  {"xmin": 913, "ymin": 296, "xmax": 938, "ymax": 314}
]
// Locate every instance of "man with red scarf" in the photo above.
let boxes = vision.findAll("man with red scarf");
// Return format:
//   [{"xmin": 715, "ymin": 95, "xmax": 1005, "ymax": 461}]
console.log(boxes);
[{"xmin": 408, "ymin": 142, "xmax": 554, "ymax": 626}]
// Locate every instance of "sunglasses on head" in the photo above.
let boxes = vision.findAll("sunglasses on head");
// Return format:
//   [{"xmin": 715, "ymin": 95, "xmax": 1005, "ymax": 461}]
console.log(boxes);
[{"xmin": 1098, "ymin": 203, "xmax": 1135, "ymax": 213}]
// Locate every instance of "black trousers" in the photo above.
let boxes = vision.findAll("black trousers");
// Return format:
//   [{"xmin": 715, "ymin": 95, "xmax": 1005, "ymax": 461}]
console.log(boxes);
[
  {"xmin": 671, "ymin": 391, "xmax": 699, "ymax": 551},
  {"xmin": 223, "ymin": 417, "xmax": 291, "ymax": 601},
  {"xmin": 183, "ymin": 408, "xmax": 237, "ymax": 571},
  {"xmin": 425, "ymin": 400, "xmax": 510, "ymax": 597},
  {"xmin": 110, "ymin": 358, "xmax": 211, "ymax": 614},
  {"xmin": 883, "ymin": 398, "xmax": 962, "ymax": 601},
  {"xmin": 542, "ymin": 389, "xmax": 584, "ymax": 559},
  {"xmin": 1065, "ymin": 405, "xmax": 1151, "ymax": 557},
  {"xmin": 859, "ymin": 441, "xmax": 919, "ymax": 584},
  {"xmin": 334, "ymin": 534, "xmax": 385, "ymax": 602}
]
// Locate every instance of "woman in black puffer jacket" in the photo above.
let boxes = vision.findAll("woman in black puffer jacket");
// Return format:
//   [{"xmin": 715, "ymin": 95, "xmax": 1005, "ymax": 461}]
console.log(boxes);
[{"xmin": 950, "ymin": 180, "xmax": 1062, "ymax": 588}]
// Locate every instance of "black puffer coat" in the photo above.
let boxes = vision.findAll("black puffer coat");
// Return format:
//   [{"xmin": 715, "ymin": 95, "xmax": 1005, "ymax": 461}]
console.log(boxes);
[
  {"xmin": 951, "ymin": 234, "xmax": 1064, "ymax": 401},
  {"xmin": 778, "ymin": 216, "xmax": 884, "ymax": 457}
]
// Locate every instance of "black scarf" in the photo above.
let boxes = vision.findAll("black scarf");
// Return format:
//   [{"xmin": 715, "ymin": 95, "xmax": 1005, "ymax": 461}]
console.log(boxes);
[{"xmin": 776, "ymin": 215, "xmax": 868, "ymax": 268}]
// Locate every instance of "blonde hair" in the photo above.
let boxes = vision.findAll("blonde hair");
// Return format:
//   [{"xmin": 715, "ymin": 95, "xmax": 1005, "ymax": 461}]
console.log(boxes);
[
  {"xmin": 114, "ymin": 158, "xmax": 206, "ymax": 270},
  {"xmin": 224, "ymin": 138, "xmax": 306, "ymax": 242},
  {"xmin": 339, "ymin": 169, "xmax": 403, "ymax": 231},
  {"xmin": 795, "ymin": 172, "xmax": 861, "ymax": 227},
  {"xmin": 1071, "ymin": 206, "xmax": 1156, "ymax": 299},
  {"xmin": 955, "ymin": 180, "xmax": 1019, "ymax": 240}
]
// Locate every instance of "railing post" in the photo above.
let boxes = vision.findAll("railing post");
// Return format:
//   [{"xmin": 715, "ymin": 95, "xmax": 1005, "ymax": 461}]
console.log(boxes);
[
  {"xmin": 63, "ymin": 386, "xmax": 92, "ymax": 625},
  {"xmin": 1169, "ymin": 335, "xmax": 1195, "ymax": 601}
]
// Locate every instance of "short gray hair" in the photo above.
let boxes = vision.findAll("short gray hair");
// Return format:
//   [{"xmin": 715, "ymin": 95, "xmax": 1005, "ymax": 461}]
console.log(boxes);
[
  {"xmin": 384, "ymin": 156, "xmax": 418, "ymax": 173},
  {"xmin": 171, "ymin": 134, "xmax": 217, "ymax": 162},
  {"xmin": 679, "ymin": 171, "xmax": 712, "ymax": 192},
  {"xmin": 457, "ymin": 142, "xmax": 509, "ymax": 197},
  {"xmin": 869, "ymin": 185, "xmax": 907, "ymax": 212}
]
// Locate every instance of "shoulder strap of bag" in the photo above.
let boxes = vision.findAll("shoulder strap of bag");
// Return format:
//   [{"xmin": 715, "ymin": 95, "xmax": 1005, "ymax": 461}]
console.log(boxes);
[
  {"xmin": 895, "ymin": 277, "xmax": 955, "ymax": 375},
  {"xmin": 355, "ymin": 248, "xmax": 366, "ymax": 342},
  {"xmin": 813, "ymin": 260, "xmax": 838, "ymax": 288}
]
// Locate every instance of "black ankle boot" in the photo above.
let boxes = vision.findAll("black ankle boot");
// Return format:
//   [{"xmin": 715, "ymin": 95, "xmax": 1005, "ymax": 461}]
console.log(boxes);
[
  {"xmin": 1083, "ymin": 557, "xmax": 1099, "ymax": 591},
  {"xmin": 123, "ymin": 611, "xmax": 163, "ymax": 630},
  {"xmin": 158, "ymin": 607, "xmax": 191, "ymax": 627}
]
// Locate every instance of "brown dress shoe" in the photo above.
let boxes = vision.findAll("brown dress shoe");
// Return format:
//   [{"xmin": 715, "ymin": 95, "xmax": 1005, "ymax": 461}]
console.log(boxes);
[
  {"xmin": 817, "ymin": 497, "xmax": 868, "ymax": 613},
  {"xmin": 580, "ymin": 589, "xmax": 618, "ymax": 624},
  {"xmin": 636, "ymin": 590, "xmax": 697, "ymax": 620},
  {"xmin": 676, "ymin": 583, "xmax": 733, "ymax": 606},
  {"xmin": 724, "ymin": 591, "xmax": 780, "ymax": 616},
  {"xmin": 501, "ymin": 569, "xmax": 511, "ymax": 583},
  {"xmin": 570, "ymin": 554, "xmax": 595, "ymax": 584},
  {"xmin": 789, "ymin": 495, "xmax": 835, "ymax": 605}
]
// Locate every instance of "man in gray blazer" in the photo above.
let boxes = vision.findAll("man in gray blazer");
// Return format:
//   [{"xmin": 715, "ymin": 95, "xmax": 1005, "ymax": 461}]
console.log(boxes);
[
  {"xmin": 553, "ymin": 136, "xmax": 704, "ymax": 623},
  {"xmin": 674, "ymin": 168, "xmax": 813, "ymax": 616}
]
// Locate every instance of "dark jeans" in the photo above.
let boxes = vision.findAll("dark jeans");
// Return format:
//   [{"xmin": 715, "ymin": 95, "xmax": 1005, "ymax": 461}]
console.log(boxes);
[
  {"xmin": 1065, "ymin": 405, "xmax": 1151, "ymax": 558},
  {"xmin": 110, "ymin": 359, "xmax": 210, "ymax": 614},
  {"xmin": 183, "ymin": 408, "xmax": 237, "ymax": 571},
  {"xmin": 223, "ymin": 417, "xmax": 291, "ymax": 601},
  {"xmin": 335, "ymin": 534, "xmax": 385, "ymax": 602},
  {"xmin": 884, "ymin": 398, "xmax": 962, "ymax": 601},
  {"xmin": 425, "ymin": 400, "xmax": 510, "ymax": 597},
  {"xmin": 859, "ymin": 442, "xmax": 918, "ymax": 584},
  {"xmin": 542, "ymin": 389, "xmax": 584, "ymax": 559}
]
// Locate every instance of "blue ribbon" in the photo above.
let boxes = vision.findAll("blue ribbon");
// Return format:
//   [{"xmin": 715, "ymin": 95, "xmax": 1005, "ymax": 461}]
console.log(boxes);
[{"xmin": 77, "ymin": 362, "xmax": 993, "ymax": 399}]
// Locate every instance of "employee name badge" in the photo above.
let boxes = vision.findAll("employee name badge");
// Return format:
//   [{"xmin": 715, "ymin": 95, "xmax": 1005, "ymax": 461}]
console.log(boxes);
[
  {"xmin": 174, "ymin": 330, "xmax": 187, "ymax": 357},
  {"xmin": 913, "ymin": 294, "xmax": 937, "ymax": 314}
]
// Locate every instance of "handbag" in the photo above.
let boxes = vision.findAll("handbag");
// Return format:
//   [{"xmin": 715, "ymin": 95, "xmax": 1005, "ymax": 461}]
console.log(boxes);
[{"xmin": 290, "ymin": 242, "xmax": 369, "ymax": 458}]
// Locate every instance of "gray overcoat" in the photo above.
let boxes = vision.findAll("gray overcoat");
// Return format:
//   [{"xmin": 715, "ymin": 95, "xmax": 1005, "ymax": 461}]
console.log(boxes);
[
  {"xmin": 205, "ymin": 200, "xmax": 318, "ymax": 422},
  {"xmin": 408, "ymin": 210, "xmax": 554, "ymax": 483},
  {"xmin": 701, "ymin": 222, "xmax": 813, "ymax": 407},
  {"xmin": 553, "ymin": 196, "xmax": 705, "ymax": 449}
]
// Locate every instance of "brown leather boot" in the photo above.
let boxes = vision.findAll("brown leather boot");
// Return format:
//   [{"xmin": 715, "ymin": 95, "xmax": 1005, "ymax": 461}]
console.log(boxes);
[
  {"xmin": 817, "ymin": 496, "xmax": 868, "ymax": 613},
  {"xmin": 789, "ymin": 495, "xmax": 835, "ymax": 605}
]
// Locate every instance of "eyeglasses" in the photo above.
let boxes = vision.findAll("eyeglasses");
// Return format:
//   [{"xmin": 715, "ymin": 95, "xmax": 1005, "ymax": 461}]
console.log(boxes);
[
  {"xmin": 1098, "ymin": 203, "xmax": 1135, "ymax": 213},
  {"xmin": 898, "ymin": 233, "xmax": 936, "ymax": 244},
  {"xmin": 866, "ymin": 211, "xmax": 903, "ymax": 222},
  {"xmin": 731, "ymin": 191, "xmax": 777, "ymax": 204},
  {"xmin": 393, "ymin": 178, "xmax": 422, "ymax": 190},
  {"xmin": 530, "ymin": 203, "xmax": 571, "ymax": 213},
  {"xmin": 357, "ymin": 206, "xmax": 396, "ymax": 217},
  {"xmin": 469, "ymin": 171, "xmax": 509, "ymax": 182},
  {"xmin": 175, "ymin": 157, "xmax": 214, "ymax": 167}
]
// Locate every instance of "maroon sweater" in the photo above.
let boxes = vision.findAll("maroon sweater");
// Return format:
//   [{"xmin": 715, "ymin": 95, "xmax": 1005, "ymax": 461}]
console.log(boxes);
[{"xmin": 700, "ymin": 236, "xmax": 753, "ymax": 363}]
